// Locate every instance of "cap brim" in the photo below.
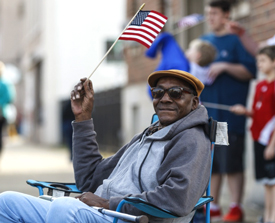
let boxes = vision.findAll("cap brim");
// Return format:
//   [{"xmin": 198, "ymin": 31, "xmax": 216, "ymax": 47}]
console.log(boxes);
[{"xmin": 147, "ymin": 70, "xmax": 204, "ymax": 96}]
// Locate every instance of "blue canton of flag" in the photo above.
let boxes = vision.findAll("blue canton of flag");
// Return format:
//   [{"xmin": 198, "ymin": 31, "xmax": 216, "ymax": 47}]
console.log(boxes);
[{"xmin": 131, "ymin": 11, "xmax": 150, "ymax": 26}]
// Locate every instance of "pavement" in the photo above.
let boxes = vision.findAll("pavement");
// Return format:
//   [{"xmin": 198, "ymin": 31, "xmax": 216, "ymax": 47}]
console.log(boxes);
[
  {"xmin": 0, "ymin": 135, "xmax": 264, "ymax": 222},
  {"xmin": 0, "ymin": 136, "xmax": 75, "ymax": 196}
]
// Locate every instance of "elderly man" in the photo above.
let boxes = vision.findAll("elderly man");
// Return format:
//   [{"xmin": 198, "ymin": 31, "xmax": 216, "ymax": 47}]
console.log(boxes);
[{"xmin": 0, "ymin": 69, "xmax": 211, "ymax": 223}]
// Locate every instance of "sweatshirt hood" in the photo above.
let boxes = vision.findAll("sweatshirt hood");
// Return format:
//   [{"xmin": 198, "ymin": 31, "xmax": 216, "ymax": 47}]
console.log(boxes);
[{"xmin": 150, "ymin": 105, "xmax": 209, "ymax": 140}]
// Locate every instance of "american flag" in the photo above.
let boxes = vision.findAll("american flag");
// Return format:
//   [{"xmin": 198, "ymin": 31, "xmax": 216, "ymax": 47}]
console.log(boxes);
[
  {"xmin": 178, "ymin": 14, "xmax": 204, "ymax": 29},
  {"xmin": 119, "ymin": 10, "xmax": 168, "ymax": 48}
]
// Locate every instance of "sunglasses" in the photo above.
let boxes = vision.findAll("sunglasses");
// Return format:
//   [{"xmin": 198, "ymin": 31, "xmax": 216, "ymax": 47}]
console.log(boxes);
[{"xmin": 150, "ymin": 87, "xmax": 195, "ymax": 99}]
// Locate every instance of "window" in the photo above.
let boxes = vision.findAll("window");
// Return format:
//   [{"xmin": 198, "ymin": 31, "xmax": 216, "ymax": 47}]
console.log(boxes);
[
  {"xmin": 106, "ymin": 40, "xmax": 124, "ymax": 62},
  {"xmin": 230, "ymin": 0, "xmax": 250, "ymax": 20}
]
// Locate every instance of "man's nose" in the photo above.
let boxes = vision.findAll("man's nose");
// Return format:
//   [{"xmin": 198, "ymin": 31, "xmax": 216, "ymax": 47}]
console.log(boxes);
[{"xmin": 160, "ymin": 91, "xmax": 173, "ymax": 102}]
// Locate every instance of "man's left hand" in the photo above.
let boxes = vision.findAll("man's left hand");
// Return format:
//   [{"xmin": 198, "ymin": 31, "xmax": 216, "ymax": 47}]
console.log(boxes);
[
  {"xmin": 75, "ymin": 192, "xmax": 109, "ymax": 209},
  {"xmin": 208, "ymin": 62, "xmax": 228, "ymax": 81}
]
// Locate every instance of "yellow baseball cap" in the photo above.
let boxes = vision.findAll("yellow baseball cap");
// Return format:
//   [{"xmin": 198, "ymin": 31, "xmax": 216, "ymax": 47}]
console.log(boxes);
[{"xmin": 148, "ymin": 69, "xmax": 204, "ymax": 96}]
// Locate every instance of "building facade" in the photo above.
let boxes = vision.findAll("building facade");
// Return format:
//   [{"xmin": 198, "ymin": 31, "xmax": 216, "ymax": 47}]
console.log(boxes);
[
  {"xmin": 0, "ymin": 0, "xmax": 127, "ymax": 145},
  {"xmin": 1, "ymin": 0, "xmax": 275, "ymax": 148}
]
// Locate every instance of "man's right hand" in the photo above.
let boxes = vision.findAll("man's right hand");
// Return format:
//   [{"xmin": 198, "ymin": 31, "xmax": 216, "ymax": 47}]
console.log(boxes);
[
  {"xmin": 71, "ymin": 78, "xmax": 94, "ymax": 122},
  {"xmin": 75, "ymin": 192, "xmax": 109, "ymax": 209},
  {"xmin": 225, "ymin": 21, "xmax": 245, "ymax": 36}
]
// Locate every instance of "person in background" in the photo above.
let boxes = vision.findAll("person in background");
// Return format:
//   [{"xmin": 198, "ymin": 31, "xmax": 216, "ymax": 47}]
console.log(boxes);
[
  {"xmin": 185, "ymin": 38, "xmax": 217, "ymax": 85},
  {"xmin": 200, "ymin": 0, "xmax": 257, "ymax": 221},
  {"xmin": 0, "ymin": 61, "xmax": 11, "ymax": 155},
  {"xmin": 231, "ymin": 46, "xmax": 275, "ymax": 223},
  {"xmin": 62, "ymin": 99, "xmax": 74, "ymax": 161}
]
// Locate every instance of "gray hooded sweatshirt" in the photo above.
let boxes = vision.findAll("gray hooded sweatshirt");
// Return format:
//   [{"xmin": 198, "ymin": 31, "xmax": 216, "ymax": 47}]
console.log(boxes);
[{"xmin": 72, "ymin": 105, "xmax": 211, "ymax": 223}]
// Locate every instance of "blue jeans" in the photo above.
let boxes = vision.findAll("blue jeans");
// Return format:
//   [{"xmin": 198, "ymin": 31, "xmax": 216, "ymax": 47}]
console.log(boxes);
[{"xmin": 0, "ymin": 191, "xmax": 126, "ymax": 223}]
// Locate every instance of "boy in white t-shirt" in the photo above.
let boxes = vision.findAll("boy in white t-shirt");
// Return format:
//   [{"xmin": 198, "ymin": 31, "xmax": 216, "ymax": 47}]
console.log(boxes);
[{"xmin": 185, "ymin": 39, "xmax": 217, "ymax": 85}]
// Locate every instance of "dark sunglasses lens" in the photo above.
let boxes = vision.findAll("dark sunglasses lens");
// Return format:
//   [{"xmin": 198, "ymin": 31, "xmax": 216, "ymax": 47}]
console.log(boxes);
[
  {"xmin": 152, "ymin": 88, "xmax": 164, "ymax": 99},
  {"xmin": 168, "ymin": 88, "xmax": 182, "ymax": 99}
]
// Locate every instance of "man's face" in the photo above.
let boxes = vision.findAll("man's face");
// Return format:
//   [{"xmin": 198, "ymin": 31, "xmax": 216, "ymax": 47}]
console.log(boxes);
[
  {"xmin": 153, "ymin": 77, "xmax": 199, "ymax": 127},
  {"xmin": 206, "ymin": 6, "xmax": 229, "ymax": 32}
]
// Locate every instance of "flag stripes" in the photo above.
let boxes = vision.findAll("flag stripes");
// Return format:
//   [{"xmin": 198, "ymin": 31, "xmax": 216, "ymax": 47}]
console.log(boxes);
[
  {"xmin": 119, "ymin": 10, "xmax": 167, "ymax": 48},
  {"xmin": 127, "ymin": 26, "xmax": 157, "ymax": 38},
  {"xmin": 146, "ymin": 16, "xmax": 164, "ymax": 27},
  {"xmin": 123, "ymin": 29, "xmax": 155, "ymax": 41}
]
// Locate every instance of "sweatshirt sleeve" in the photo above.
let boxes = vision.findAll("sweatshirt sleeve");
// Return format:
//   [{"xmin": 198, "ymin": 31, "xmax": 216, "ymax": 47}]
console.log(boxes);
[
  {"xmin": 108, "ymin": 126, "xmax": 212, "ymax": 217},
  {"xmin": 72, "ymin": 119, "xmax": 129, "ymax": 192}
]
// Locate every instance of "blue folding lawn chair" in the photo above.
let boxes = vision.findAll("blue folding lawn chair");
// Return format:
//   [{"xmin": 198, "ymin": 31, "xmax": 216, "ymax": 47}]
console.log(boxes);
[{"xmin": 27, "ymin": 115, "xmax": 224, "ymax": 223}]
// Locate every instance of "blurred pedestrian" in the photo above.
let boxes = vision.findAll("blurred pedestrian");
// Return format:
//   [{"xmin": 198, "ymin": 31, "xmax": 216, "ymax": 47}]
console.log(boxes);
[
  {"xmin": 231, "ymin": 45, "xmax": 275, "ymax": 223},
  {"xmin": 0, "ymin": 61, "xmax": 11, "ymax": 154},
  {"xmin": 200, "ymin": 0, "xmax": 257, "ymax": 221},
  {"xmin": 62, "ymin": 99, "xmax": 74, "ymax": 161}
]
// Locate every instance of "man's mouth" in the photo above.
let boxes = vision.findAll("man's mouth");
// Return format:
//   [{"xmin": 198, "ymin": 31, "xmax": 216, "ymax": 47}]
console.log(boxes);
[{"xmin": 158, "ymin": 108, "xmax": 176, "ymax": 111}]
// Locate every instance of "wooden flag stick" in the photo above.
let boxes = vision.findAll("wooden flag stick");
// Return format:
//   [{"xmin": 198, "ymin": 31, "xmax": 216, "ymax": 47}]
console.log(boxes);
[
  {"xmin": 87, "ymin": 3, "xmax": 146, "ymax": 80},
  {"xmin": 201, "ymin": 101, "xmax": 232, "ymax": 111}
]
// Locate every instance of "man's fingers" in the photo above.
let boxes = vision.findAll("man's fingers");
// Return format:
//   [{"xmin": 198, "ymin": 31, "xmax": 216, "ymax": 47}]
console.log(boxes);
[
  {"xmin": 71, "ymin": 90, "xmax": 76, "ymax": 100},
  {"xmin": 80, "ymin": 77, "xmax": 87, "ymax": 82},
  {"xmin": 71, "ymin": 79, "xmax": 93, "ymax": 102},
  {"xmin": 71, "ymin": 78, "xmax": 89, "ymax": 100},
  {"xmin": 74, "ymin": 78, "xmax": 87, "ymax": 92},
  {"xmin": 83, "ymin": 79, "xmax": 94, "ymax": 97},
  {"xmin": 75, "ymin": 82, "xmax": 83, "ymax": 91},
  {"xmin": 88, "ymin": 79, "xmax": 93, "ymax": 91}
]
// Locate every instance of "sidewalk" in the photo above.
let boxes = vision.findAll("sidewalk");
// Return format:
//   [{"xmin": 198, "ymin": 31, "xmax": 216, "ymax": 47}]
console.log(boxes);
[
  {"xmin": 0, "ymin": 136, "xmax": 75, "ymax": 196},
  {"xmin": 0, "ymin": 136, "xmax": 264, "ymax": 222}
]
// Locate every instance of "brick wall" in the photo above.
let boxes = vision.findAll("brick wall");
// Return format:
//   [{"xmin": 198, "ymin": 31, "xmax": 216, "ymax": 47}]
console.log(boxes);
[{"xmin": 238, "ymin": 0, "xmax": 275, "ymax": 42}]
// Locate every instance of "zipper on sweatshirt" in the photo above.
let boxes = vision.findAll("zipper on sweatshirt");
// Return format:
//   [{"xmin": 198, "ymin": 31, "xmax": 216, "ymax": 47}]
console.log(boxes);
[{"xmin": 105, "ymin": 135, "xmax": 153, "ymax": 197}]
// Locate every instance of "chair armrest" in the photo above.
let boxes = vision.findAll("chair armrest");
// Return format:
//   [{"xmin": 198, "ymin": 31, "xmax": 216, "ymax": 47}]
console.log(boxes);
[
  {"xmin": 117, "ymin": 196, "xmax": 213, "ymax": 219},
  {"xmin": 26, "ymin": 179, "xmax": 82, "ymax": 196},
  {"xmin": 117, "ymin": 197, "xmax": 179, "ymax": 219},
  {"xmin": 192, "ymin": 196, "xmax": 214, "ymax": 211}
]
